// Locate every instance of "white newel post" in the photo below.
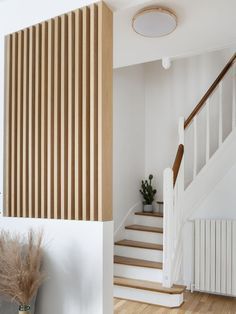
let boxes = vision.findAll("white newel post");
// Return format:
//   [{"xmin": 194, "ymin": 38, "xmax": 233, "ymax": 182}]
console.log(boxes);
[{"xmin": 163, "ymin": 168, "xmax": 174, "ymax": 288}]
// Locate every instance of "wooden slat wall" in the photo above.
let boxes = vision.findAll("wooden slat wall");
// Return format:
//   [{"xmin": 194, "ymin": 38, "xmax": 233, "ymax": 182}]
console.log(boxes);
[{"xmin": 4, "ymin": 2, "xmax": 113, "ymax": 221}]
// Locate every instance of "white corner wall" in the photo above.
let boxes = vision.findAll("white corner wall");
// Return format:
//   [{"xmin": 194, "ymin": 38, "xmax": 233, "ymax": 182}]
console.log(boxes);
[
  {"xmin": 113, "ymin": 64, "xmax": 145, "ymax": 231},
  {"xmin": 0, "ymin": 218, "xmax": 113, "ymax": 314}
]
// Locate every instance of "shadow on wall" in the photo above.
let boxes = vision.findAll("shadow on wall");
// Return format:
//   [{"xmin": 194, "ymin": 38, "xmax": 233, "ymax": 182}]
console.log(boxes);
[{"xmin": 35, "ymin": 243, "xmax": 100, "ymax": 314}]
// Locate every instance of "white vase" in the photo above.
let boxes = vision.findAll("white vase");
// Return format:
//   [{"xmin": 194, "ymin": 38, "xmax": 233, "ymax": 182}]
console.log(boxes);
[{"xmin": 143, "ymin": 204, "xmax": 153, "ymax": 212}]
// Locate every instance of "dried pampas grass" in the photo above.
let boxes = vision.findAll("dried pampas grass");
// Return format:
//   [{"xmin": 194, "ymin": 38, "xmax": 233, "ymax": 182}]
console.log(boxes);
[{"xmin": 0, "ymin": 229, "xmax": 46, "ymax": 306}]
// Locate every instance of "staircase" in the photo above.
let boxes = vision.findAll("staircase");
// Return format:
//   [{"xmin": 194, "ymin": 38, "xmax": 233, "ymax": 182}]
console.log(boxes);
[
  {"xmin": 113, "ymin": 52, "xmax": 236, "ymax": 307},
  {"xmin": 113, "ymin": 210, "xmax": 186, "ymax": 307}
]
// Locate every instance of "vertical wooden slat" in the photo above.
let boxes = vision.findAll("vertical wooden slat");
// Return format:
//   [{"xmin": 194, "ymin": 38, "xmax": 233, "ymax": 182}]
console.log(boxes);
[
  {"xmin": 193, "ymin": 116, "xmax": 197, "ymax": 179},
  {"xmin": 47, "ymin": 20, "xmax": 53, "ymax": 219},
  {"xmin": 54, "ymin": 17, "xmax": 60, "ymax": 219},
  {"xmin": 74, "ymin": 9, "xmax": 82, "ymax": 220},
  {"xmin": 41, "ymin": 22, "xmax": 48, "ymax": 219},
  {"xmin": 90, "ymin": 4, "xmax": 98, "ymax": 221},
  {"xmin": 98, "ymin": 2, "xmax": 113, "ymax": 221},
  {"xmin": 11, "ymin": 32, "xmax": 18, "ymax": 217},
  {"xmin": 4, "ymin": 35, "xmax": 12, "ymax": 217},
  {"xmin": 219, "ymin": 82, "xmax": 223, "ymax": 146},
  {"xmin": 61, "ymin": 14, "xmax": 69, "ymax": 219},
  {"xmin": 82, "ymin": 7, "xmax": 90, "ymax": 221},
  {"xmin": 22, "ymin": 29, "xmax": 29, "ymax": 217},
  {"xmin": 34, "ymin": 24, "xmax": 41, "ymax": 218},
  {"xmin": 16, "ymin": 31, "xmax": 23, "ymax": 217},
  {"xmin": 68, "ymin": 12, "xmax": 75, "ymax": 220}
]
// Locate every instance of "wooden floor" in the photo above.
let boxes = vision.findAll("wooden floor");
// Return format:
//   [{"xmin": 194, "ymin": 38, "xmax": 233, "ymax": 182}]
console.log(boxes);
[{"xmin": 114, "ymin": 291, "xmax": 236, "ymax": 313}]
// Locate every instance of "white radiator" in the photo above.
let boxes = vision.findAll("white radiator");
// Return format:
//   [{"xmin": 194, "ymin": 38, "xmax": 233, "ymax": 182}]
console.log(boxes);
[{"xmin": 194, "ymin": 219, "xmax": 236, "ymax": 296}]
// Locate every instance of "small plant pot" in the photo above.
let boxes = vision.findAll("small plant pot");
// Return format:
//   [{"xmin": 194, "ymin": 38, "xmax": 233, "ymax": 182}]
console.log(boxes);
[{"xmin": 143, "ymin": 204, "xmax": 153, "ymax": 212}]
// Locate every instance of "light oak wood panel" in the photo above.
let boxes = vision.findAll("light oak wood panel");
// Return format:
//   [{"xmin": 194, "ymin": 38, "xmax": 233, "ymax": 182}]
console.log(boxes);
[
  {"xmin": 4, "ymin": 2, "xmax": 113, "ymax": 222},
  {"xmin": 98, "ymin": 2, "xmax": 113, "ymax": 221}
]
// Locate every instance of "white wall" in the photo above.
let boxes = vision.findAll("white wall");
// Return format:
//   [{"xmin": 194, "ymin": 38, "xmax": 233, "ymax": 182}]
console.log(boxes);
[
  {"xmin": 113, "ymin": 64, "xmax": 145, "ymax": 231},
  {"xmin": 144, "ymin": 47, "xmax": 236, "ymax": 197},
  {"xmin": 0, "ymin": 218, "xmax": 113, "ymax": 314}
]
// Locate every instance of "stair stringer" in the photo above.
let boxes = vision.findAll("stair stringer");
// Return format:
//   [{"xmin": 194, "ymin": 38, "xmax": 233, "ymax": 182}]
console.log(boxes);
[{"xmin": 182, "ymin": 127, "xmax": 236, "ymax": 221}]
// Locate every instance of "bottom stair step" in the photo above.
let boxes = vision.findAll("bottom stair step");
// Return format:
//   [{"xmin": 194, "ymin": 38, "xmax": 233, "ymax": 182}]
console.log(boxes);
[
  {"xmin": 114, "ymin": 277, "xmax": 186, "ymax": 308},
  {"xmin": 114, "ymin": 276, "xmax": 186, "ymax": 294}
]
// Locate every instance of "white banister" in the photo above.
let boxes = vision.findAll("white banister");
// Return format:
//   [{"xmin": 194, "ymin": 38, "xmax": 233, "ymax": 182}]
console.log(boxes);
[
  {"xmin": 163, "ymin": 168, "xmax": 174, "ymax": 288},
  {"xmin": 219, "ymin": 81, "xmax": 223, "ymax": 146},
  {"xmin": 206, "ymin": 99, "xmax": 210, "ymax": 162}
]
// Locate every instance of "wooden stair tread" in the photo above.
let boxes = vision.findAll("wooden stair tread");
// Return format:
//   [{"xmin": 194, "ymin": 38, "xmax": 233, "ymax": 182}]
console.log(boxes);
[
  {"xmin": 114, "ymin": 276, "xmax": 186, "ymax": 295},
  {"xmin": 135, "ymin": 211, "xmax": 163, "ymax": 218},
  {"xmin": 125, "ymin": 224, "xmax": 163, "ymax": 234},
  {"xmin": 115, "ymin": 239, "xmax": 163, "ymax": 251},
  {"xmin": 114, "ymin": 255, "xmax": 162, "ymax": 269}
]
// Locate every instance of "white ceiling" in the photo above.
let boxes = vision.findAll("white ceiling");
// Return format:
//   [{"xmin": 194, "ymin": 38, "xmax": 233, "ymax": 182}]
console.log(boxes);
[{"xmin": 110, "ymin": 0, "xmax": 236, "ymax": 68}]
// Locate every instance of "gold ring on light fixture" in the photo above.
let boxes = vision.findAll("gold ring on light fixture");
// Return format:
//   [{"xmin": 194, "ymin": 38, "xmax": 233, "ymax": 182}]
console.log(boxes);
[{"xmin": 132, "ymin": 7, "xmax": 177, "ymax": 38}]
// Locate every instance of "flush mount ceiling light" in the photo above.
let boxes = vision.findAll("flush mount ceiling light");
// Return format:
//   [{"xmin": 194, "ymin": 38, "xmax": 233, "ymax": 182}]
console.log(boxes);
[{"xmin": 132, "ymin": 7, "xmax": 177, "ymax": 38}]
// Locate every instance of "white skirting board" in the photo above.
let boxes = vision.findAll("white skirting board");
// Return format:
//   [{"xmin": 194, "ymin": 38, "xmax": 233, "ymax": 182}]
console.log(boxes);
[{"xmin": 114, "ymin": 285, "xmax": 184, "ymax": 308}]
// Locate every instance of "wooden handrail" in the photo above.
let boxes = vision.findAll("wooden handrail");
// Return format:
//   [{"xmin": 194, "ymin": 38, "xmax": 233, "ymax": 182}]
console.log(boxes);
[
  {"xmin": 172, "ymin": 144, "xmax": 184, "ymax": 186},
  {"xmin": 184, "ymin": 53, "xmax": 236, "ymax": 129}
]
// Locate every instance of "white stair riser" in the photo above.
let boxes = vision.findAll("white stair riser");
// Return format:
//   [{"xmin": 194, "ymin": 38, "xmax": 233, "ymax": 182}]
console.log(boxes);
[
  {"xmin": 125, "ymin": 229, "xmax": 163, "ymax": 244},
  {"xmin": 115, "ymin": 245, "xmax": 163, "ymax": 262},
  {"xmin": 114, "ymin": 264, "xmax": 163, "ymax": 282},
  {"xmin": 134, "ymin": 216, "xmax": 163, "ymax": 228},
  {"xmin": 114, "ymin": 286, "xmax": 184, "ymax": 308}
]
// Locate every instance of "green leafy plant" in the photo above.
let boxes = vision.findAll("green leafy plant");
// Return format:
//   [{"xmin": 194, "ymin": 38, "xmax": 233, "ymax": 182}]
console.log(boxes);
[{"xmin": 140, "ymin": 174, "xmax": 157, "ymax": 205}]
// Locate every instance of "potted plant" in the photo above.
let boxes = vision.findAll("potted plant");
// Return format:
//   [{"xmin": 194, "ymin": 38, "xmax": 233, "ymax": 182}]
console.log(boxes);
[
  {"xmin": 0, "ymin": 230, "xmax": 46, "ymax": 314},
  {"xmin": 140, "ymin": 174, "xmax": 157, "ymax": 212}
]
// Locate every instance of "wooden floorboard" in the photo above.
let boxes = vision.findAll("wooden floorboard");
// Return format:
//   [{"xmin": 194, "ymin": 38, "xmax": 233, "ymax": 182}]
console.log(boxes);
[{"xmin": 114, "ymin": 291, "xmax": 236, "ymax": 313}]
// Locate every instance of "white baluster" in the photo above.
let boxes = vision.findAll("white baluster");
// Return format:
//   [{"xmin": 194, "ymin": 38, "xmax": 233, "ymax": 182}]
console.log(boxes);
[
  {"xmin": 232, "ymin": 65, "xmax": 236, "ymax": 129},
  {"xmin": 193, "ymin": 116, "xmax": 197, "ymax": 179},
  {"xmin": 163, "ymin": 168, "xmax": 174, "ymax": 288},
  {"xmin": 219, "ymin": 82, "xmax": 223, "ymax": 146},
  {"xmin": 206, "ymin": 99, "xmax": 210, "ymax": 162}
]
